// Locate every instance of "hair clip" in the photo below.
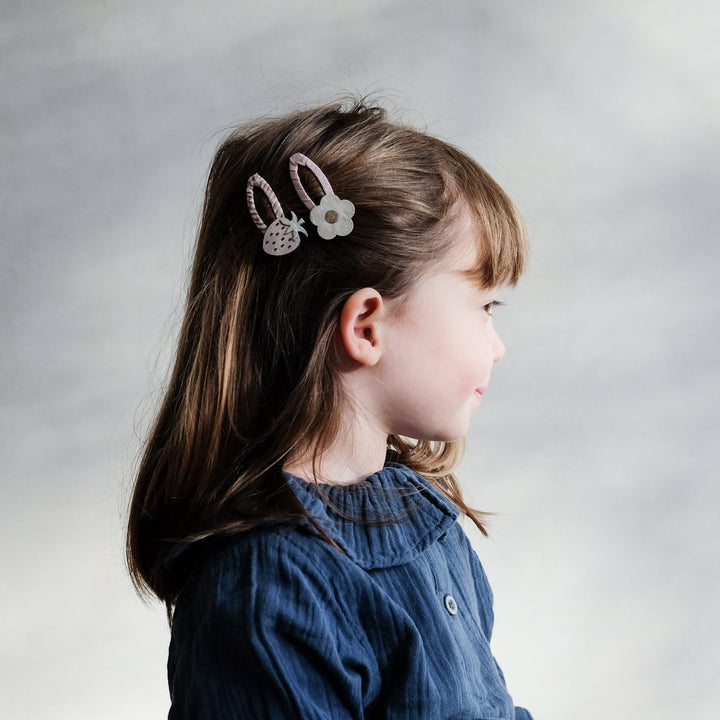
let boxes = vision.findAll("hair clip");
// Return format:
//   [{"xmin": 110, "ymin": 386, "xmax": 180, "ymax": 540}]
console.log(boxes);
[
  {"xmin": 289, "ymin": 153, "xmax": 355, "ymax": 240},
  {"xmin": 246, "ymin": 174, "xmax": 307, "ymax": 256}
]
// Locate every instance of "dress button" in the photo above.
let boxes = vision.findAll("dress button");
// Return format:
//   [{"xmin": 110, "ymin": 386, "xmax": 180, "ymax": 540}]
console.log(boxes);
[{"xmin": 443, "ymin": 594, "xmax": 458, "ymax": 616}]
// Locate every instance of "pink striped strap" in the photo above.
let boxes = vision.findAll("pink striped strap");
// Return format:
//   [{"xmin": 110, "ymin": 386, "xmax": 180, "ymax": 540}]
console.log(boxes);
[
  {"xmin": 288, "ymin": 153, "xmax": 334, "ymax": 210},
  {"xmin": 246, "ymin": 174, "xmax": 285, "ymax": 232}
]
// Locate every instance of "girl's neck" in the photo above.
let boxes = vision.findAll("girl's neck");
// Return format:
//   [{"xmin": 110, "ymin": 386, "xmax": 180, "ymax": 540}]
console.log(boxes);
[{"xmin": 283, "ymin": 407, "xmax": 388, "ymax": 486}]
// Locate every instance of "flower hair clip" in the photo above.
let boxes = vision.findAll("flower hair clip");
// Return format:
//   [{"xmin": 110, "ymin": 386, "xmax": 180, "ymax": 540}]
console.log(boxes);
[
  {"xmin": 246, "ymin": 174, "xmax": 308, "ymax": 256},
  {"xmin": 289, "ymin": 153, "xmax": 355, "ymax": 240}
]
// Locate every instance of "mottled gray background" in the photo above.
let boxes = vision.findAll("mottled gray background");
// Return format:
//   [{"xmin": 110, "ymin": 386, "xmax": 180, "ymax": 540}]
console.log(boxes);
[{"xmin": 2, "ymin": 0, "xmax": 719, "ymax": 718}]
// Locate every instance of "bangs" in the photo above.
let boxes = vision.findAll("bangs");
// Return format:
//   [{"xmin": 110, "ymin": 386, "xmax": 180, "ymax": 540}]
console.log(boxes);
[
  {"xmin": 440, "ymin": 153, "xmax": 528, "ymax": 289},
  {"xmin": 465, "ymin": 193, "xmax": 528, "ymax": 289}
]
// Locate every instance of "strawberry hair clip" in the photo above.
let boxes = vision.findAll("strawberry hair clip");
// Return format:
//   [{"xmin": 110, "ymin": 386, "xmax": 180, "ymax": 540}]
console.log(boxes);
[{"xmin": 245, "ymin": 174, "xmax": 308, "ymax": 256}]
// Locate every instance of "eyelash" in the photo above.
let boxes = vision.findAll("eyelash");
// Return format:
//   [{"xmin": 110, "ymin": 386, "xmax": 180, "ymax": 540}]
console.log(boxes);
[{"xmin": 484, "ymin": 300, "xmax": 504, "ymax": 316}]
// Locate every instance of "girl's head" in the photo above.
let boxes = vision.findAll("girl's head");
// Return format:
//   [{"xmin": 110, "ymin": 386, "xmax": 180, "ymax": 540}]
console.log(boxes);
[{"xmin": 127, "ymin": 98, "xmax": 527, "ymax": 604}]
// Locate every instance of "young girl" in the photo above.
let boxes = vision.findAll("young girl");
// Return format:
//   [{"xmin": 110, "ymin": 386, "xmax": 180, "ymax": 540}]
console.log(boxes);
[{"xmin": 127, "ymin": 99, "xmax": 533, "ymax": 719}]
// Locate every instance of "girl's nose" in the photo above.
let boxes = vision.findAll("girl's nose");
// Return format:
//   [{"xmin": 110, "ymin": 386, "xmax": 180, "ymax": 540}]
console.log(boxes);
[{"xmin": 491, "ymin": 325, "xmax": 505, "ymax": 363}]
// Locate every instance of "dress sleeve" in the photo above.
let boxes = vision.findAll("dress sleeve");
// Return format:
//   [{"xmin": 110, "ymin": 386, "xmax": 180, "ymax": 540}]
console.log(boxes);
[{"xmin": 168, "ymin": 534, "xmax": 371, "ymax": 720}]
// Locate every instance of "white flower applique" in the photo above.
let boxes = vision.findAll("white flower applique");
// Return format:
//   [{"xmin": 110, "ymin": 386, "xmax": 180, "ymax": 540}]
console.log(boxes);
[
  {"xmin": 309, "ymin": 194, "xmax": 355, "ymax": 240},
  {"xmin": 289, "ymin": 153, "xmax": 356, "ymax": 242}
]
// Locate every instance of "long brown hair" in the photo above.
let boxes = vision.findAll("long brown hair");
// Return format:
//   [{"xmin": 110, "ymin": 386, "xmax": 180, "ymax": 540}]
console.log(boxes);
[{"xmin": 126, "ymin": 98, "xmax": 527, "ymax": 608}]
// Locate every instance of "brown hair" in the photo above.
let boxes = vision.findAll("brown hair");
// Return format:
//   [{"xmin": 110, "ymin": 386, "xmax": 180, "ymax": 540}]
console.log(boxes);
[{"xmin": 126, "ymin": 98, "xmax": 527, "ymax": 609}]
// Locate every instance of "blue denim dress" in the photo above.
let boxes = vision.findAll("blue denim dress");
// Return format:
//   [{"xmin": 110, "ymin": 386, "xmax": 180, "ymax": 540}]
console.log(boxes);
[{"xmin": 168, "ymin": 463, "xmax": 534, "ymax": 719}]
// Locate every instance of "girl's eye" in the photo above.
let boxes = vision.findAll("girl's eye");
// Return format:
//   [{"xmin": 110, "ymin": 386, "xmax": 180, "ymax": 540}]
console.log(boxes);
[{"xmin": 484, "ymin": 300, "xmax": 504, "ymax": 316}]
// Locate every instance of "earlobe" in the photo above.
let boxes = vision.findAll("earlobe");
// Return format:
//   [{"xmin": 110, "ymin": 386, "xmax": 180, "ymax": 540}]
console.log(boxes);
[{"xmin": 338, "ymin": 288, "xmax": 385, "ymax": 367}]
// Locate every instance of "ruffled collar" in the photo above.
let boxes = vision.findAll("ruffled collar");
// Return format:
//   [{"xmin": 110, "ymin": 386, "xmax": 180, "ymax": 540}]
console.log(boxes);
[{"xmin": 284, "ymin": 462, "xmax": 459, "ymax": 570}]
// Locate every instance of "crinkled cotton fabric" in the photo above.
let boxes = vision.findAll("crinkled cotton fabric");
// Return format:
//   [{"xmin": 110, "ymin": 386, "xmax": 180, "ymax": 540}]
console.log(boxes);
[{"xmin": 167, "ymin": 462, "xmax": 534, "ymax": 719}]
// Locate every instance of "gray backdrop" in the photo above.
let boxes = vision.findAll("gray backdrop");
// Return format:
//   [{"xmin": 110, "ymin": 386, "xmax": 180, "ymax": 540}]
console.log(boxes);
[{"xmin": 2, "ymin": 1, "xmax": 719, "ymax": 718}]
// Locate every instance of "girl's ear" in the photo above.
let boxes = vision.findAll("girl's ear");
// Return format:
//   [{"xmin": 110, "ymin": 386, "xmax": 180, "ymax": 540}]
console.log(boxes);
[{"xmin": 338, "ymin": 288, "xmax": 385, "ymax": 367}]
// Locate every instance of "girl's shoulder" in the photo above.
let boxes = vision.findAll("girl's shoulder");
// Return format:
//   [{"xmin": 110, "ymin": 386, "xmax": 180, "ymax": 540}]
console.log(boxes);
[
  {"xmin": 169, "ymin": 524, "xmax": 376, "ymax": 667},
  {"xmin": 167, "ymin": 525, "xmax": 382, "ymax": 715},
  {"xmin": 174, "ymin": 523, "xmax": 363, "ymax": 617}
]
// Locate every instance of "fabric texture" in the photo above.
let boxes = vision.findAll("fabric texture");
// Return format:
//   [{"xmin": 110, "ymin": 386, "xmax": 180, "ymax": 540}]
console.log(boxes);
[{"xmin": 167, "ymin": 462, "xmax": 534, "ymax": 719}]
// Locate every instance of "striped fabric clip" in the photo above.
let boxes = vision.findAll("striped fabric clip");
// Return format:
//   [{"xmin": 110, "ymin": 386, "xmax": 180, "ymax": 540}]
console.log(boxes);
[
  {"xmin": 246, "ymin": 174, "xmax": 307, "ymax": 256},
  {"xmin": 288, "ymin": 153, "xmax": 355, "ymax": 240}
]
